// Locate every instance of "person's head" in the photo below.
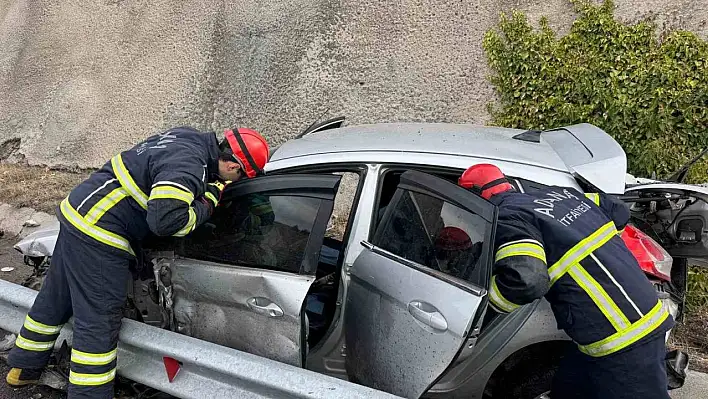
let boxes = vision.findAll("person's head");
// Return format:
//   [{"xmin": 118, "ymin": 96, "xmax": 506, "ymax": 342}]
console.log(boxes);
[
  {"xmin": 218, "ymin": 128, "xmax": 270, "ymax": 181},
  {"xmin": 434, "ymin": 226, "xmax": 472, "ymax": 273},
  {"xmin": 458, "ymin": 163, "xmax": 514, "ymax": 200}
]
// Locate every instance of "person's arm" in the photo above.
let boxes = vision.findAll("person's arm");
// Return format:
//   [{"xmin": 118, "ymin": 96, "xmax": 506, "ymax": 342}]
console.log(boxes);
[
  {"xmin": 146, "ymin": 161, "xmax": 218, "ymax": 237},
  {"xmin": 584, "ymin": 192, "xmax": 630, "ymax": 234},
  {"xmin": 489, "ymin": 209, "xmax": 550, "ymax": 314}
]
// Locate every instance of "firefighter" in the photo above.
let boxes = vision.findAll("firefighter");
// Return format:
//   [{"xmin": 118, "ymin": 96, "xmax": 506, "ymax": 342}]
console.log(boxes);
[
  {"xmin": 434, "ymin": 226, "xmax": 482, "ymax": 279},
  {"xmin": 458, "ymin": 164, "xmax": 673, "ymax": 399},
  {"xmin": 5, "ymin": 126, "xmax": 270, "ymax": 398}
]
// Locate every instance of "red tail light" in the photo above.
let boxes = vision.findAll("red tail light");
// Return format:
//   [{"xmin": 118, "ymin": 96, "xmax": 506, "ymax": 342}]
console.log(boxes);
[{"xmin": 621, "ymin": 224, "xmax": 672, "ymax": 281}]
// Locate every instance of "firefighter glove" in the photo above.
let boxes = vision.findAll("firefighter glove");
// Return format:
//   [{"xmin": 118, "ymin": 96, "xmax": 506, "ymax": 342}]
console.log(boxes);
[{"xmin": 204, "ymin": 180, "xmax": 228, "ymax": 209}]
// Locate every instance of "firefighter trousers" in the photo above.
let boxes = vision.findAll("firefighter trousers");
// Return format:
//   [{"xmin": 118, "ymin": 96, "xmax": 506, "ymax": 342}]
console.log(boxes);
[
  {"xmin": 551, "ymin": 334, "xmax": 670, "ymax": 399},
  {"xmin": 8, "ymin": 225, "xmax": 132, "ymax": 399}
]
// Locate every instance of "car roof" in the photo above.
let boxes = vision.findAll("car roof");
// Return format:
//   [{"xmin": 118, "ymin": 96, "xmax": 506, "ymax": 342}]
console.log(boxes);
[{"xmin": 269, "ymin": 123, "xmax": 568, "ymax": 172}]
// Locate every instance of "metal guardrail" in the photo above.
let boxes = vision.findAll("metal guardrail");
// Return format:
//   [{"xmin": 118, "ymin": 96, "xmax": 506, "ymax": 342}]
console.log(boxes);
[{"xmin": 0, "ymin": 279, "xmax": 401, "ymax": 399}]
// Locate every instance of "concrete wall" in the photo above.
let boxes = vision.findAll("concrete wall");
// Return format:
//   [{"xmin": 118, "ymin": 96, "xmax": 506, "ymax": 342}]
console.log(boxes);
[{"xmin": 1, "ymin": 0, "xmax": 706, "ymax": 168}]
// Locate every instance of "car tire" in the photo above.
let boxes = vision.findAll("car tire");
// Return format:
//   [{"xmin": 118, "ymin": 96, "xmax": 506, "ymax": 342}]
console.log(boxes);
[{"xmin": 490, "ymin": 350, "xmax": 562, "ymax": 399}]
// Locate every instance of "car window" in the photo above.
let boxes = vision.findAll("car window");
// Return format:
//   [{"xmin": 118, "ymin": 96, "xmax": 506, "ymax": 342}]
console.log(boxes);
[
  {"xmin": 372, "ymin": 189, "xmax": 490, "ymax": 285},
  {"xmin": 178, "ymin": 193, "xmax": 323, "ymax": 274}
]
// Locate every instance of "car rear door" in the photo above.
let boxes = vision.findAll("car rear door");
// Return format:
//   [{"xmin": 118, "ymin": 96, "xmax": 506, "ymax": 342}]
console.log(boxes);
[
  {"xmin": 344, "ymin": 170, "xmax": 496, "ymax": 398},
  {"xmin": 170, "ymin": 174, "xmax": 341, "ymax": 367}
]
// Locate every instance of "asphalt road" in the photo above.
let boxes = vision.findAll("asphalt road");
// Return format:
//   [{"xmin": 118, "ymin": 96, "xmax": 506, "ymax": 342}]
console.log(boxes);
[{"xmin": 670, "ymin": 371, "xmax": 708, "ymax": 399}]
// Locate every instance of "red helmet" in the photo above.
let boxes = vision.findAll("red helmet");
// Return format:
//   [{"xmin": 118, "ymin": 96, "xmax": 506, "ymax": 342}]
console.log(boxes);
[
  {"xmin": 435, "ymin": 226, "xmax": 472, "ymax": 251},
  {"xmin": 223, "ymin": 128, "xmax": 270, "ymax": 178},
  {"xmin": 458, "ymin": 164, "xmax": 513, "ymax": 200}
]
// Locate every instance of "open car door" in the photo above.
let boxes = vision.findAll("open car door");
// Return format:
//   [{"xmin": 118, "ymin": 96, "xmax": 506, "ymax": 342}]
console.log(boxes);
[
  {"xmin": 344, "ymin": 170, "xmax": 495, "ymax": 398},
  {"xmin": 168, "ymin": 173, "xmax": 341, "ymax": 367}
]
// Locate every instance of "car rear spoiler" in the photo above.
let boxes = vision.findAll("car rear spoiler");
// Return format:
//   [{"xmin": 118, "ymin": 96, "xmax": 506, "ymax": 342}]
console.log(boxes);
[{"xmin": 514, "ymin": 123, "xmax": 627, "ymax": 194}]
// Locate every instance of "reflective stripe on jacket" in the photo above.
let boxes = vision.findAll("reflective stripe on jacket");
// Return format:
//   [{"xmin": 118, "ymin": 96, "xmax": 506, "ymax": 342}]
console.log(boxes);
[
  {"xmin": 488, "ymin": 186, "xmax": 674, "ymax": 357},
  {"xmin": 57, "ymin": 127, "xmax": 221, "ymax": 256},
  {"xmin": 583, "ymin": 192, "xmax": 629, "ymax": 236}
]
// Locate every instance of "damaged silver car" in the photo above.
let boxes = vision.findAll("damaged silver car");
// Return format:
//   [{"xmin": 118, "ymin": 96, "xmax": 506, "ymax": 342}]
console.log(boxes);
[{"xmin": 15, "ymin": 121, "xmax": 696, "ymax": 398}]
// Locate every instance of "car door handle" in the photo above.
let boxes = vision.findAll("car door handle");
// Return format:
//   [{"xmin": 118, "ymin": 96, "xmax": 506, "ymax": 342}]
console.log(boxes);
[
  {"xmin": 247, "ymin": 297, "xmax": 284, "ymax": 318},
  {"xmin": 408, "ymin": 301, "xmax": 448, "ymax": 331}
]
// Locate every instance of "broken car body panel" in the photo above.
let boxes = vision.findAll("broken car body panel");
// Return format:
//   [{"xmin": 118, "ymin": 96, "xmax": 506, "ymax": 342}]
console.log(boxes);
[
  {"xmin": 14, "ymin": 220, "xmax": 59, "ymax": 257},
  {"xmin": 624, "ymin": 183, "xmax": 708, "ymax": 259},
  {"xmin": 542, "ymin": 123, "xmax": 628, "ymax": 195},
  {"xmin": 167, "ymin": 257, "xmax": 314, "ymax": 367}
]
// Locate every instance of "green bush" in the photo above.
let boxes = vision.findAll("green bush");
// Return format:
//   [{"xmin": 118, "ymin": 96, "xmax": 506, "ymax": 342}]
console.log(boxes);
[
  {"xmin": 483, "ymin": 0, "xmax": 708, "ymax": 182},
  {"xmin": 687, "ymin": 266, "xmax": 708, "ymax": 314}
]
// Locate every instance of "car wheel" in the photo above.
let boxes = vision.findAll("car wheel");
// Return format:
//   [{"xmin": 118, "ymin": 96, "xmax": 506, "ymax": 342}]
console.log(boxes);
[
  {"xmin": 491, "ymin": 365, "xmax": 555, "ymax": 399},
  {"xmin": 490, "ymin": 350, "xmax": 562, "ymax": 399}
]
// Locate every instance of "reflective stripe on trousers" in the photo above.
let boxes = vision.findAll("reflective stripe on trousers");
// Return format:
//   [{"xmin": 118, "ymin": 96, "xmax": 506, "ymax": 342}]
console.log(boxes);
[
  {"xmin": 23, "ymin": 315, "xmax": 63, "ymax": 335},
  {"xmin": 70, "ymin": 348, "xmax": 118, "ymax": 387},
  {"xmin": 71, "ymin": 348, "xmax": 117, "ymax": 366},
  {"xmin": 15, "ymin": 335, "xmax": 55, "ymax": 352},
  {"xmin": 69, "ymin": 369, "xmax": 117, "ymax": 387},
  {"xmin": 14, "ymin": 315, "xmax": 62, "ymax": 353}
]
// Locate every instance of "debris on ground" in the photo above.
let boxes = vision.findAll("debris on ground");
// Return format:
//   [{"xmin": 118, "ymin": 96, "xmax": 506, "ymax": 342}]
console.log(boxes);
[
  {"xmin": 0, "ymin": 357, "xmax": 65, "ymax": 399},
  {"xmin": 671, "ymin": 309, "xmax": 708, "ymax": 373},
  {"xmin": 0, "ymin": 333, "xmax": 15, "ymax": 351},
  {"xmin": 24, "ymin": 219, "xmax": 40, "ymax": 227}
]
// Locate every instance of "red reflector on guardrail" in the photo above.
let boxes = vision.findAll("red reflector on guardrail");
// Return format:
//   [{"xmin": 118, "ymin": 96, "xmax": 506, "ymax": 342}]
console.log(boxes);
[{"xmin": 163, "ymin": 356, "xmax": 182, "ymax": 383}]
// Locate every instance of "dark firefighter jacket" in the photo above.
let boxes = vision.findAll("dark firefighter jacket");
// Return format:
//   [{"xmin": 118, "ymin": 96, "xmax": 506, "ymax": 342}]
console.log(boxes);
[
  {"xmin": 488, "ymin": 186, "xmax": 674, "ymax": 357},
  {"xmin": 57, "ymin": 127, "xmax": 222, "ymax": 257}
]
